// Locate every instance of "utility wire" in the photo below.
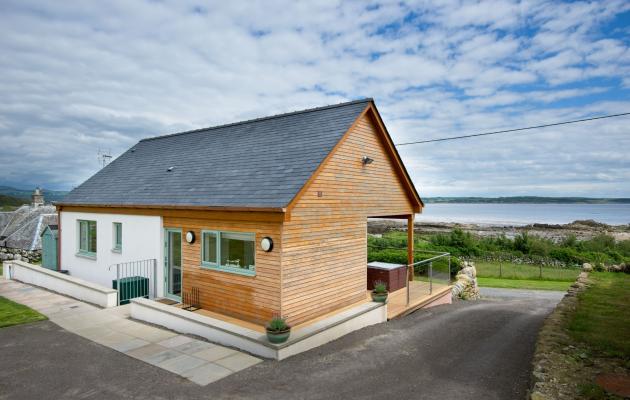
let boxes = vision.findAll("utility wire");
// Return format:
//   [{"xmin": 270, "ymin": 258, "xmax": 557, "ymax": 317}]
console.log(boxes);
[{"xmin": 395, "ymin": 112, "xmax": 630, "ymax": 146}]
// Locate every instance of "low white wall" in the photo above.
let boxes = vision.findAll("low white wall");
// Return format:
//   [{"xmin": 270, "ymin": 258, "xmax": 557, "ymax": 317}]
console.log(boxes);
[
  {"xmin": 60, "ymin": 211, "xmax": 163, "ymax": 296},
  {"xmin": 4, "ymin": 260, "xmax": 117, "ymax": 308},
  {"xmin": 131, "ymin": 298, "xmax": 387, "ymax": 360}
]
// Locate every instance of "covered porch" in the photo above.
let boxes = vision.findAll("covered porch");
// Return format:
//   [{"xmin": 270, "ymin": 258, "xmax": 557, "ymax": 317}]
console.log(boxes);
[{"xmin": 367, "ymin": 214, "xmax": 453, "ymax": 319}]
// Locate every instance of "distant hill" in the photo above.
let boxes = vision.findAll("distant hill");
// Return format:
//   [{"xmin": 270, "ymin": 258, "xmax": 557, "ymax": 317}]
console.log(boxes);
[
  {"xmin": 0, "ymin": 186, "xmax": 69, "ymax": 203},
  {"xmin": 0, "ymin": 193, "xmax": 29, "ymax": 207},
  {"xmin": 424, "ymin": 196, "xmax": 630, "ymax": 204}
]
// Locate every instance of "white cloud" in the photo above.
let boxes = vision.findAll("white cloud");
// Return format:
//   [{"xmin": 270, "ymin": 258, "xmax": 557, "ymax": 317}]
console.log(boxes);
[{"xmin": 0, "ymin": 0, "xmax": 628, "ymax": 196}]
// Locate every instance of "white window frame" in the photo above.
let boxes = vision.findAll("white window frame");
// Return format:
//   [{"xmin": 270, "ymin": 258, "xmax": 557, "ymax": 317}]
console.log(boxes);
[
  {"xmin": 112, "ymin": 222, "xmax": 122, "ymax": 252},
  {"xmin": 77, "ymin": 220, "xmax": 97, "ymax": 258}
]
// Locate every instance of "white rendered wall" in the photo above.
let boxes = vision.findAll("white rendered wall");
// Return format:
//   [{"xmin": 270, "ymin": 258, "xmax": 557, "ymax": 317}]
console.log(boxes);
[
  {"xmin": 4, "ymin": 260, "xmax": 118, "ymax": 308},
  {"xmin": 60, "ymin": 211, "xmax": 164, "ymax": 297}
]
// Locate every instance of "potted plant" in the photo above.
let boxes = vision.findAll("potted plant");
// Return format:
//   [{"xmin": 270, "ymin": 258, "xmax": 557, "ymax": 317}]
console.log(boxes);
[
  {"xmin": 266, "ymin": 315, "xmax": 291, "ymax": 344},
  {"xmin": 371, "ymin": 280, "xmax": 388, "ymax": 303}
]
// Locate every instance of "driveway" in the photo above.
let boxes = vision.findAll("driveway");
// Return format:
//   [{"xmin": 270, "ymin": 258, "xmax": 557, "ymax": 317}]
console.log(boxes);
[{"xmin": 0, "ymin": 294, "xmax": 560, "ymax": 400}]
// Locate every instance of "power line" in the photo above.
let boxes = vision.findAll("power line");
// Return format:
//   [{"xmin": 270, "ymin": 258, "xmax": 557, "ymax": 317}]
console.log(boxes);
[{"xmin": 395, "ymin": 112, "xmax": 630, "ymax": 146}]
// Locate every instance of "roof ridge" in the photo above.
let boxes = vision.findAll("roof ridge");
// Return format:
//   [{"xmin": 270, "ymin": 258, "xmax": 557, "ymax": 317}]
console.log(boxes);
[{"xmin": 140, "ymin": 98, "xmax": 373, "ymax": 143}]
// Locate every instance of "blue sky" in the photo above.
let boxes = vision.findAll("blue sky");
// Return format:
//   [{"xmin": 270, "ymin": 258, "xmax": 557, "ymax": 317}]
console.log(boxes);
[{"xmin": 0, "ymin": 0, "xmax": 629, "ymax": 197}]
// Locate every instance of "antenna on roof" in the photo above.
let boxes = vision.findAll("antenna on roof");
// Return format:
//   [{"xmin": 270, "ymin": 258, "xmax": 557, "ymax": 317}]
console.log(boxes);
[{"xmin": 97, "ymin": 148, "xmax": 112, "ymax": 169}]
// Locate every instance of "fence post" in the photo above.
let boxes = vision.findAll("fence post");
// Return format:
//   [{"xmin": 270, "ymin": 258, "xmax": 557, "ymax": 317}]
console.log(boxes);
[
  {"xmin": 499, "ymin": 256, "xmax": 503, "ymax": 278},
  {"xmin": 539, "ymin": 264, "xmax": 542, "ymax": 279}
]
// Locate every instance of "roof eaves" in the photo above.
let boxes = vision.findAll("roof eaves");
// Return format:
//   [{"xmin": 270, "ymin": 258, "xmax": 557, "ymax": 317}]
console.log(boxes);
[{"xmin": 56, "ymin": 202, "xmax": 287, "ymax": 213}]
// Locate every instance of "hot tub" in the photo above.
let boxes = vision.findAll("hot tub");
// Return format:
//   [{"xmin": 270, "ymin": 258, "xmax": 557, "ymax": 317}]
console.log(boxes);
[{"xmin": 367, "ymin": 262, "xmax": 408, "ymax": 292}]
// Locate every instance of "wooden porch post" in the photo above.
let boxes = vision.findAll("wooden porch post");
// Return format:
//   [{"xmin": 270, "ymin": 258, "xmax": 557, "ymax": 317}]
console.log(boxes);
[{"xmin": 407, "ymin": 214, "xmax": 414, "ymax": 281}]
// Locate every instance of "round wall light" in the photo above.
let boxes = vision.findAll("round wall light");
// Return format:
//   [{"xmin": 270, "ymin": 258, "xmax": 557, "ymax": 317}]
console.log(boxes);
[
  {"xmin": 185, "ymin": 231, "xmax": 195, "ymax": 244},
  {"xmin": 260, "ymin": 237, "xmax": 273, "ymax": 252}
]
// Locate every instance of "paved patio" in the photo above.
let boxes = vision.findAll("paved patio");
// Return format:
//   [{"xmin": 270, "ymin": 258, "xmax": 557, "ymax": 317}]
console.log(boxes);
[{"xmin": 0, "ymin": 279, "xmax": 261, "ymax": 385}]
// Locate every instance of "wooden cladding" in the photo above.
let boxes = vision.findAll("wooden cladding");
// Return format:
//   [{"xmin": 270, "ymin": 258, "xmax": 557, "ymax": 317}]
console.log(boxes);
[
  {"xmin": 281, "ymin": 112, "xmax": 415, "ymax": 325},
  {"xmin": 163, "ymin": 215, "xmax": 282, "ymax": 325}
]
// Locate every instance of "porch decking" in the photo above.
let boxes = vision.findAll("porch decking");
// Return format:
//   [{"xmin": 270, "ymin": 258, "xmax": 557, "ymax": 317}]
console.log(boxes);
[{"xmin": 368, "ymin": 280, "xmax": 452, "ymax": 319}]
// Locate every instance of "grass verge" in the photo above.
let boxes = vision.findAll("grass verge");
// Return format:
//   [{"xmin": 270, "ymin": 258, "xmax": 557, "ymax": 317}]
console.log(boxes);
[
  {"xmin": 568, "ymin": 272, "xmax": 630, "ymax": 359},
  {"xmin": 477, "ymin": 277, "xmax": 571, "ymax": 291},
  {"xmin": 0, "ymin": 296, "xmax": 47, "ymax": 328}
]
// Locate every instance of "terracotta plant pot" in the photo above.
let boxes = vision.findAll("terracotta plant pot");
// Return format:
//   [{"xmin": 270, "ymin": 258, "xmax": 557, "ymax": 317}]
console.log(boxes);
[
  {"xmin": 371, "ymin": 291, "xmax": 388, "ymax": 303},
  {"xmin": 266, "ymin": 328, "xmax": 291, "ymax": 344}
]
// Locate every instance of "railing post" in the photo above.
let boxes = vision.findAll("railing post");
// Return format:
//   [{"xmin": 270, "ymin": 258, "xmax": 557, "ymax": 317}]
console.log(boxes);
[
  {"xmin": 406, "ymin": 265, "xmax": 410, "ymax": 306},
  {"xmin": 153, "ymin": 259, "xmax": 157, "ymax": 299},
  {"xmin": 429, "ymin": 262, "xmax": 433, "ymax": 295},
  {"xmin": 116, "ymin": 263, "xmax": 120, "ymax": 306},
  {"xmin": 448, "ymin": 255, "xmax": 451, "ymax": 283}
]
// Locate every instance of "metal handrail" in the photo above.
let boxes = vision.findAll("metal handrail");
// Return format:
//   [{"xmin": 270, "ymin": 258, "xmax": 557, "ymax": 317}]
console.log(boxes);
[
  {"xmin": 367, "ymin": 244, "xmax": 451, "ymax": 306},
  {"xmin": 109, "ymin": 258, "xmax": 157, "ymax": 305}
]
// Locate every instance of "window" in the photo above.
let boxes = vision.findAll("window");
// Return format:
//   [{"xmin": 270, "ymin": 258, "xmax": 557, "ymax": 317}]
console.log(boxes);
[
  {"xmin": 113, "ymin": 222, "xmax": 122, "ymax": 252},
  {"xmin": 202, "ymin": 231, "xmax": 218, "ymax": 266},
  {"xmin": 201, "ymin": 231, "xmax": 255, "ymax": 275},
  {"xmin": 78, "ymin": 220, "xmax": 97, "ymax": 257}
]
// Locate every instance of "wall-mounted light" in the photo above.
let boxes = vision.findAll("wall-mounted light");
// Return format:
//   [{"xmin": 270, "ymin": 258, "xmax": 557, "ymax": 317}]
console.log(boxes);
[
  {"xmin": 185, "ymin": 231, "xmax": 195, "ymax": 244},
  {"xmin": 362, "ymin": 156, "xmax": 374, "ymax": 165},
  {"xmin": 260, "ymin": 237, "xmax": 273, "ymax": 252}
]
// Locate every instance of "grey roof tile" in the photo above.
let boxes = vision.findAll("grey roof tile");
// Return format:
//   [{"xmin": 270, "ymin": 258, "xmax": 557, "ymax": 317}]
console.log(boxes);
[{"xmin": 60, "ymin": 99, "xmax": 372, "ymax": 209}]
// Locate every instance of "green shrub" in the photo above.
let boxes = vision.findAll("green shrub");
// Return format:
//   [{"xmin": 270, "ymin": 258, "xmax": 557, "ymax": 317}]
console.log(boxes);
[
  {"xmin": 373, "ymin": 281, "xmax": 387, "ymax": 293},
  {"xmin": 266, "ymin": 315, "xmax": 290, "ymax": 332}
]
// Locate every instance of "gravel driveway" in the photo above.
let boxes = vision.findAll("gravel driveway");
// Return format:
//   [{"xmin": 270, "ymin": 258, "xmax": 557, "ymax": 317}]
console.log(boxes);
[{"xmin": 0, "ymin": 293, "xmax": 560, "ymax": 400}]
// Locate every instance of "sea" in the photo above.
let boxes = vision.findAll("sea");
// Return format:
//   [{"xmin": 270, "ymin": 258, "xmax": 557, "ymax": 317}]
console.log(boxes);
[{"xmin": 415, "ymin": 203, "xmax": 630, "ymax": 226}]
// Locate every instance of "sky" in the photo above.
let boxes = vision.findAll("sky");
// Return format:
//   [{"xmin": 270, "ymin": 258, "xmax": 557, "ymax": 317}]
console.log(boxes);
[{"xmin": 0, "ymin": 0, "xmax": 629, "ymax": 197}]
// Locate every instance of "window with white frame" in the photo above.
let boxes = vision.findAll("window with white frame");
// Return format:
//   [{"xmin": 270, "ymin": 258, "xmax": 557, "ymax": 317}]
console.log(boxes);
[
  {"xmin": 78, "ymin": 220, "xmax": 97, "ymax": 256},
  {"xmin": 113, "ymin": 222, "xmax": 122, "ymax": 251},
  {"xmin": 201, "ymin": 231, "xmax": 255, "ymax": 275}
]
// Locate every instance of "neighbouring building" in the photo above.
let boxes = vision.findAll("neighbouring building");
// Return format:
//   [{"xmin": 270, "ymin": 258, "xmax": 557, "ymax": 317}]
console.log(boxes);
[
  {"xmin": 0, "ymin": 188, "xmax": 57, "ymax": 263},
  {"xmin": 56, "ymin": 99, "xmax": 426, "ymax": 326}
]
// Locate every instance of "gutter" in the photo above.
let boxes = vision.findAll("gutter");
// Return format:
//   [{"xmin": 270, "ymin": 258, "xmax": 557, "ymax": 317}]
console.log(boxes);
[{"xmin": 54, "ymin": 202, "xmax": 286, "ymax": 214}]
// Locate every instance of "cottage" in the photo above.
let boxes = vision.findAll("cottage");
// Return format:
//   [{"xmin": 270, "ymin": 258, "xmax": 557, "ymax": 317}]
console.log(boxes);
[{"xmin": 56, "ymin": 98, "xmax": 425, "ymax": 326}]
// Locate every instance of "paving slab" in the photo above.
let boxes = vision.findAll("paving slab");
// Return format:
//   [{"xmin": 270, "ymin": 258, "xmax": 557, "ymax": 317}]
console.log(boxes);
[
  {"xmin": 192, "ymin": 345, "xmax": 238, "ymax": 362},
  {"xmin": 214, "ymin": 352, "xmax": 262, "ymax": 372},
  {"xmin": 183, "ymin": 362, "xmax": 234, "ymax": 386},
  {"xmin": 158, "ymin": 354, "xmax": 208, "ymax": 375},
  {"xmin": 173, "ymin": 339, "xmax": 216, "ymax": 355},
  {"xmin": 158, "ymin": 334, "xmax": 194, "ymax": 348}
]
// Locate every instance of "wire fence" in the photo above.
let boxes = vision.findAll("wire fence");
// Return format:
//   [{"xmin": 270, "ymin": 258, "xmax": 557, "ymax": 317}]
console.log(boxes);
[{"xmin": 368, "ymin": 245, "xmax": 582, "ymax": 282}]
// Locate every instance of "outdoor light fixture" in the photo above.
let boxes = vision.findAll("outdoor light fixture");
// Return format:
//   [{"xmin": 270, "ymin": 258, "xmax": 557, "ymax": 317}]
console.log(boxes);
[
  {"xmin": 362, "ymin": 156, "xmax": 374, "ymax": 165},
  {"xmin": 260, "ymin": 237, "xmax": 273, "ymax": 252},
  {"xmin": 185, "ymin": 231, "xmax": 195, "ymax": 244}
]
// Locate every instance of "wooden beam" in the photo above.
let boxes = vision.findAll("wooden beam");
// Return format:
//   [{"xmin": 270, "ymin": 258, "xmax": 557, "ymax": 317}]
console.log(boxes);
[{"xmin": 407, "ymin": 214, "xmax": 414, "ymax": 281}]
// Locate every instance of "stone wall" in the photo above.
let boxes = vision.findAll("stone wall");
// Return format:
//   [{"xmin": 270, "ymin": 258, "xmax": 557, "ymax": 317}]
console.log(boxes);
[
  {"xmin": 0, "ymin": 247, "xmax": 41, "ymax": 264},
  {"xmin": 451, "ymin": 261, "xmax": 480, "ymax": 300}
]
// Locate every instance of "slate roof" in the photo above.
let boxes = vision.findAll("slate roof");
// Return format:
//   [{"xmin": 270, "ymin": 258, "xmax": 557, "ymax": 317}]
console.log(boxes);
[{"xmin": 60, "ymin": 99, "xmax": 374, "ymax": 209}]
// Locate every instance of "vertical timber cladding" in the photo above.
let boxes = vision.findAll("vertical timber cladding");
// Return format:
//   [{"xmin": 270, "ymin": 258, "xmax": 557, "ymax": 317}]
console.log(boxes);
[
  {"xmin": 282, "ymin": 111, "xmax": 416, "ymax": 325},
  {"xmin": 163, "ymin": 214, "xmax": 282, "ymax": 325}
]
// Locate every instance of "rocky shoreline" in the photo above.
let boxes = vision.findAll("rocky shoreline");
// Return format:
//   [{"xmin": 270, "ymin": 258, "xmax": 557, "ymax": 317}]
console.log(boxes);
[{"xmin": 368, "ymin": 219, "xmax": 630, "ymax": 242}]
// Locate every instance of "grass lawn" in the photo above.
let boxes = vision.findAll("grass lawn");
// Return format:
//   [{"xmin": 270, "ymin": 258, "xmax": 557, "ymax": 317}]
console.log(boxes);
[
  {"xmin": 475, "ymin": 260, "xmax": 579, "ymax": 281},
  {"xmin": 477, "ymin": 277, "xmax": 572, "ymax": 291},
  {"xmin": 0, "ymin": 296, "xmax": 47, "ymax": 328},
  {"xmin": 568, "ymin": 272, "xmax": 630, "ymax": 358}
]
